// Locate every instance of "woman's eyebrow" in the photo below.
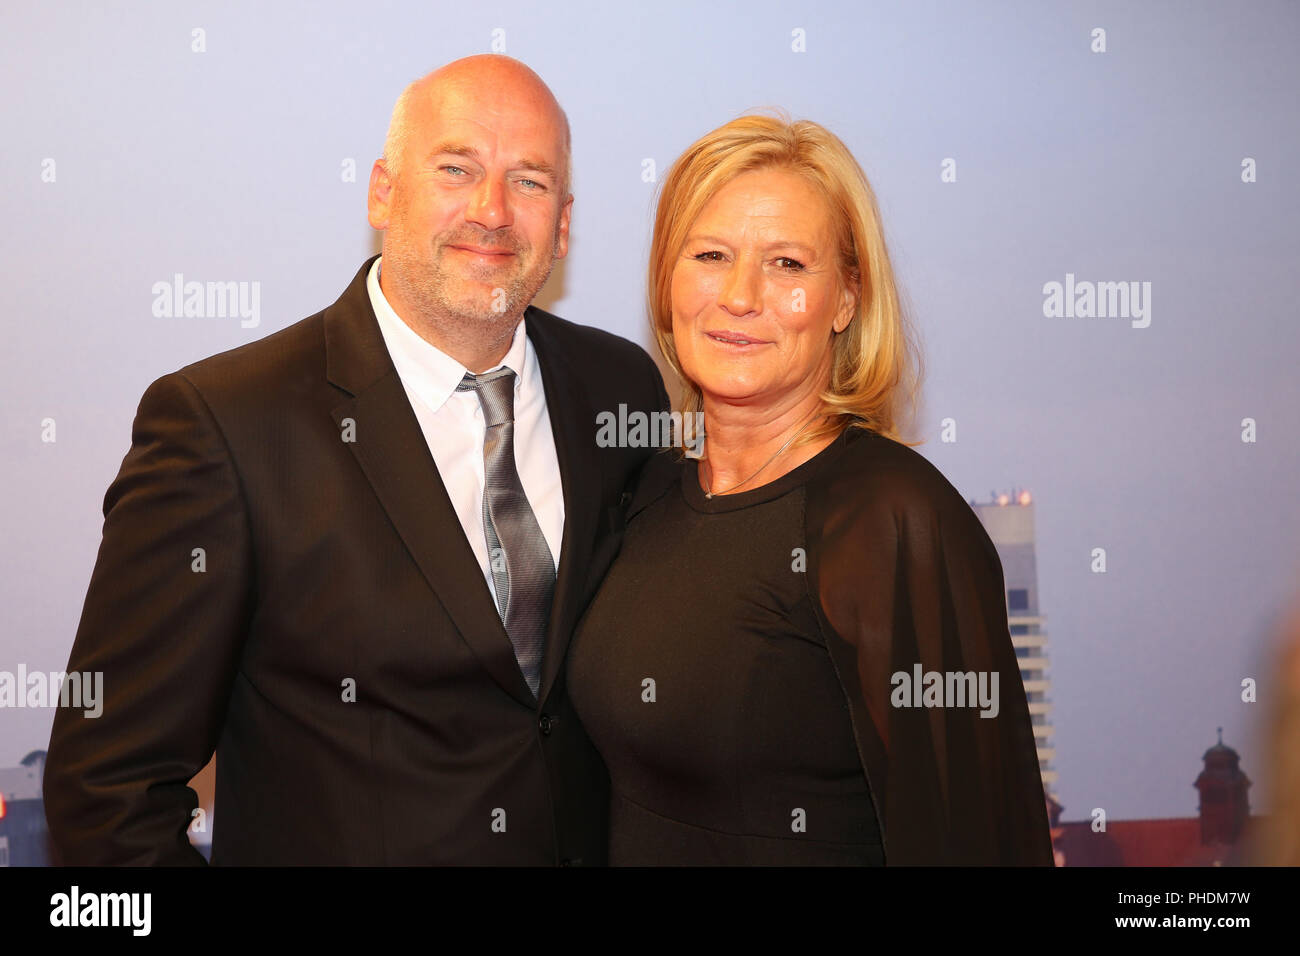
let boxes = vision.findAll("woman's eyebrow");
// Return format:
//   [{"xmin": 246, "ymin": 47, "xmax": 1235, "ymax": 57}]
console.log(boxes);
[{"xmin": 686, "ymin": 233, "xmax": 818, "ymax": 256}]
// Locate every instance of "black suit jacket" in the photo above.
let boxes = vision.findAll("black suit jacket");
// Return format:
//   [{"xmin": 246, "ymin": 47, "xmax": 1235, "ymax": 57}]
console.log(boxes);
[{"xmin": 43, "ymin": 256, "xmax": 669, "ymax": 865}]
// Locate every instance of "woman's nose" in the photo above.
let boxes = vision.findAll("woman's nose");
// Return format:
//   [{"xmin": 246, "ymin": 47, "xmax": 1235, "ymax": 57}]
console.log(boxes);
[{"xmin": 718, "ymin": 258, "xmax": 761, "ymax": 318}]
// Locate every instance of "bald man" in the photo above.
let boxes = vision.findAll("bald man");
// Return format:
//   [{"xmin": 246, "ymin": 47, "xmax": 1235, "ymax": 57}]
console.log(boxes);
[{"xmin": 43, "ymin": 55, "xmax": 669, "ymax": 865}]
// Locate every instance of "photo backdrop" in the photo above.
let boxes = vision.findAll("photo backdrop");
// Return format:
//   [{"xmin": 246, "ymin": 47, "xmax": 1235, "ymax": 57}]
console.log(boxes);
[{"xmin": 2, "ymin": 0, "xmax": 1297, "ymax": 852}]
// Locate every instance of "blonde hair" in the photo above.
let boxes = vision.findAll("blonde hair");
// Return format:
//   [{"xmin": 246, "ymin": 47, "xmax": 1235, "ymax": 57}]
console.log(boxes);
[{"xmin": 648, "ymin": 113, "xmax": 922, "ymax": 446}]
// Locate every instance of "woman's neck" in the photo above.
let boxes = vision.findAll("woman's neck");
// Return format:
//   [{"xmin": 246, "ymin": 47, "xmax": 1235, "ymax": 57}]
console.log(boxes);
[{"xmin": 699, "ymin": 392, "xmax": 835, "ymax": 496}]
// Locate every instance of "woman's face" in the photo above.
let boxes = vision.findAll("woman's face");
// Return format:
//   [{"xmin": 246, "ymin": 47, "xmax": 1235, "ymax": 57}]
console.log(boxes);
[{"xmin": 671, "ymin": 167, "xmax": 856, "ymax": 414}]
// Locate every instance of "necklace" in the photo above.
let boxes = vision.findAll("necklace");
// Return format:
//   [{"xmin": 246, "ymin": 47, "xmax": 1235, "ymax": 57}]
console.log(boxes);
[{"xmin": 702, "ymin": 412, "xmax": 823, "ymax": 498}]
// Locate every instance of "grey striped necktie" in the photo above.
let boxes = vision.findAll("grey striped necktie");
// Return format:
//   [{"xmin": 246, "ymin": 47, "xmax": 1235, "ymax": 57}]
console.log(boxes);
[{"xmin": 456, "ymin": 367, "xmax": 554, "ymax": 699}]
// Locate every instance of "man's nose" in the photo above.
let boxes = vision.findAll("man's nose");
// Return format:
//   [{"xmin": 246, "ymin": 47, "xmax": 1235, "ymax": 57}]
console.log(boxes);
[
  {"xmin": 465, "ymin": 176, "xmax": 511, "ymax": 231},
  {"xmin": 718, "ymin": 257, "xmax": 762, "ymax": 318}
]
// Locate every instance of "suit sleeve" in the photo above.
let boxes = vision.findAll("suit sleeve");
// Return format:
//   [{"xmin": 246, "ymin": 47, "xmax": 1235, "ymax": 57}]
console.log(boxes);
[
  {"xmin": 645, "ymin": 350, "xmax": 671, "ymax": 415},
  {"xmin": 43, "ymin": 372, "xmax": 254, "ymax": 865},
  {"xmin": 811, "ymin": 463, "xmax": 1054, "ymax": 865}
]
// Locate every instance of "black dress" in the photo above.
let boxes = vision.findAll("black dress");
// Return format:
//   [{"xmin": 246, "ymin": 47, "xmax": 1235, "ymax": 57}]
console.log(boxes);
[{"xmin": 566, "ymin": 425, "xmax": 1054, "ymax": 866}]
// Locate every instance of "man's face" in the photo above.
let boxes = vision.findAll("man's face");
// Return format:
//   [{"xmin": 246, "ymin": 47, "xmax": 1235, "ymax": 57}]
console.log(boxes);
[{"xmin": 368, "ymin": 77, "xmax": 571, "ymax": 329}]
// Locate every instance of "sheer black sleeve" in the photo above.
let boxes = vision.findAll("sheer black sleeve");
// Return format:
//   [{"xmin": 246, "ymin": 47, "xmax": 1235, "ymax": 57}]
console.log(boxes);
[{"xmin": 805, "ymin": 428, "xmax": 1053, "ymax": 865}]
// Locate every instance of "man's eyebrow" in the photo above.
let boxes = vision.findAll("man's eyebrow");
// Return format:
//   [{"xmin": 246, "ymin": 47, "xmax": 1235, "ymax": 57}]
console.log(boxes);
[
  {"xmin": 514, "ymin": 159, "xmax": 557, "ymax": 180},
  {"xmin": 426, "ymin": 144, "xmax": 556, "ymax": 180},
  {"xmin": 428, "ymin": 143, "xmax": 480, "ymax": 162}
]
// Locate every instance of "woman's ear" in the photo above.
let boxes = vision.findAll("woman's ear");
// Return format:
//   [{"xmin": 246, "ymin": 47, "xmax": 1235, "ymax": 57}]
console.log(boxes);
[{"xmin": 833, "ymin": 275, "xmax": 859, "ymax": 334}]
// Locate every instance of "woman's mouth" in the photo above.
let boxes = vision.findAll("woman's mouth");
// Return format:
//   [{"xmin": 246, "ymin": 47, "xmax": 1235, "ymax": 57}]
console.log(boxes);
[{"xmin": 706, "ymin": 330, "xmax": 770, "ymax": 347}]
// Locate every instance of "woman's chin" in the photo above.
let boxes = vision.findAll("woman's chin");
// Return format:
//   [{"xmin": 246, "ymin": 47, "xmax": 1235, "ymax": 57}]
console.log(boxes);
[{"xmin": 696, "ymin": 381, "xmax": 770, "ymax": 407}]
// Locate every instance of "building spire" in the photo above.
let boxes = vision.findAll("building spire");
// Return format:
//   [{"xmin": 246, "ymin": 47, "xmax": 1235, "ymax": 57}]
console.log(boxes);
[{"xmin": 1195, "ymin": 730, "xmax": 1250, "ymax": 845}]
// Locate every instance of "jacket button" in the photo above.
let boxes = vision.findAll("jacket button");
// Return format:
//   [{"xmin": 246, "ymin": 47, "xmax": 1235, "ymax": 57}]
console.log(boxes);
[{"xmin": 539, "ymin": 714, "xmax": 554, "ymax": 735}]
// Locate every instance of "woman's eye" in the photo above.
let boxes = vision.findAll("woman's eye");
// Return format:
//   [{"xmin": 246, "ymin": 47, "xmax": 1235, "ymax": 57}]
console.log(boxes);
[
  {"xmin": 775, "ymin": 257, "xmax": 805, "ymax": 271},
  {"xmin": 693, "ymin": 251, "xmax": 724, "ymax": 262}
]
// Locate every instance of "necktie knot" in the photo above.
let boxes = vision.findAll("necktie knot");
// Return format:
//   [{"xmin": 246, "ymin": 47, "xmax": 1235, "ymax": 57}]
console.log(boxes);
[{"xmin": 457, "ymin": 368, "xmax": 516, "ymax": 427}]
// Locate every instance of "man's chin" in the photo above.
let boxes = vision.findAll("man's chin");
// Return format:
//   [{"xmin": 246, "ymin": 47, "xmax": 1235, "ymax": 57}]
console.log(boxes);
[
  {"xmin": 437, "ymin": 285, "xmax": 523, "ymax": 321},
  {"xmin": 443, "ymin": 271, "xmax": 553, "ymax": 318},
  {"xmin": 451, "ymin": 305, "xmax": 522, "ymax": 324},
  {"xmin": 394, "ymin": 256, "xmax": 552, "ymax": 322}
]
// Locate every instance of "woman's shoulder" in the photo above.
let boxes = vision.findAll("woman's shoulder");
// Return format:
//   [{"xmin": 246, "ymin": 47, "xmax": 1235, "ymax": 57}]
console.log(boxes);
[
  {"xmin": 820, "ymin": 426, "xmax": 969, "ymax": 511},
  {"xmin": 809, "ymin": 425, "xmax": 993, "ymax": 551}
]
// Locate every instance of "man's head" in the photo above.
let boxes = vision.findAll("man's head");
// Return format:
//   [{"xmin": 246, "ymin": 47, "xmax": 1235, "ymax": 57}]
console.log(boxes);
[{"xmin": 368, "ymin": 55, "xmax": 573, "ymax": 368}]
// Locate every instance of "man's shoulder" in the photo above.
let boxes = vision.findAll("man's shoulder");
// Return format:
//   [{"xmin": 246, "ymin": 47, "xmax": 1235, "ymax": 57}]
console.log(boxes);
[
  {"xmin": 524, "ymin": 305, "xmax": 667, "ymax": 413},
  {"xmin": 525, "ymin": 304, "xmax": 655, "ymax": 369},
  {"xmin": 174, "ymin": 309, "xmax": 327, "ymax": 393},
  {"xmin": 160, "ymin": 259, "xmax": 374, "ymax": 402},
  {"xmin": 123, "ymin": 309, "xmax": 334, "ymax": 436}
]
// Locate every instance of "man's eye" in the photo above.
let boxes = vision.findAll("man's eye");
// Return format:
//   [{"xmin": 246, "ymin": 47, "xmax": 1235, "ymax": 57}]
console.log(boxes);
[
  {"xmin": 775, "ymin": 257, "xmax": 805, "ymax": 271},
  {"xmin": 442, "ymin": 165, "xmax": 467, "ymax": 176},
  {"xmin": 518, "ymin": 178, "xmax": 543, "ymax": 190}
]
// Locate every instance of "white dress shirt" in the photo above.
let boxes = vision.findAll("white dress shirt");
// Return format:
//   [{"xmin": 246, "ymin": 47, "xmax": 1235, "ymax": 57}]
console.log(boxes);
[{"xmin": 367, "ymin": 258, "xmax": 564, "ymax": 614}]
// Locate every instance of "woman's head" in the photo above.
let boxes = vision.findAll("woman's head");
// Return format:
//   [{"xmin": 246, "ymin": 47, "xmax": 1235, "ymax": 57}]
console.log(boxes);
[{"xmin": 649, "ymin": 114, "xmax": 921, "ymax": 444}]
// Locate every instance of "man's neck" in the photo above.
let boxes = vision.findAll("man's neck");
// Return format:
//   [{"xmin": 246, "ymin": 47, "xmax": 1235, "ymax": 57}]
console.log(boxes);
[
  {"xmin": 378, "ymin": 268, "xmax": 523, "ymax": 372},
  {"xmin": 430, "ymin": 323, "xmax": 520, "ymax": 374}
]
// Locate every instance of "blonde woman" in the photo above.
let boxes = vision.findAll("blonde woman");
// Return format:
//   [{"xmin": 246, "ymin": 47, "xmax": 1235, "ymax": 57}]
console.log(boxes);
[{"xmin": 567, "ymin": 115, "xmax": 1052, "ymax": 865}]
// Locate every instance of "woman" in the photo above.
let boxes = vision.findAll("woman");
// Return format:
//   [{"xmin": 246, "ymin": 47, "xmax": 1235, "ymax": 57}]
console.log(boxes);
[{"xmin": 567, "ymin": 115, "xmax": 1052, "ymax": 865}]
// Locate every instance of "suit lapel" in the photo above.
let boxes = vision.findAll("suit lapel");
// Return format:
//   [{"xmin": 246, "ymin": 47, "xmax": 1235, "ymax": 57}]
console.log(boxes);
[
  {"xmin": 325, "ymin": 258, "xmax": 536, "ymax": 708},
  {"xmin": 526, "ymin": 309, "xmax": 600, "ymax": 705}
]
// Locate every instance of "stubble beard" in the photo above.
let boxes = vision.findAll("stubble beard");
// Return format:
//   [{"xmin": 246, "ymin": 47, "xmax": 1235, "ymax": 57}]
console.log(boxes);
[{"xmin": 383, "ymin": 221, "xmax": 560, "ymax": 357}]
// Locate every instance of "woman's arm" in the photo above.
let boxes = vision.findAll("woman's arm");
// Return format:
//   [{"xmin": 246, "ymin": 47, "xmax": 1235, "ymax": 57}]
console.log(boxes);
[{"xmin": 806, "ymin": 431, "xmax": 1054, "ymax": 865}]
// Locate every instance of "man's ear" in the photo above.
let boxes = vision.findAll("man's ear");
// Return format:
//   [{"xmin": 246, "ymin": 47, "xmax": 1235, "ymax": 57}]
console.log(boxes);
[
  {"xmin": 554, "ymin": 194, "xmax": 574, "ymax": 260},
  {"xmin": 367, "ymin": 160, "xmax": 394, "ymax": 230},
  {"xmin": 833, "ymin": 275, "xmax": 859, "ymax": 333}
]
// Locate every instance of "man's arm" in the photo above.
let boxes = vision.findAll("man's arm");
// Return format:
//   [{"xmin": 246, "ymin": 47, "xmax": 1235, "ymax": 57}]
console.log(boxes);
[
  {"xmin": 645, "ymin": 351, "xmax": 671, "ymax": 416},
  {"xmin": 44, "ymin": 371, "xmax": 254, "ymax": 865}
]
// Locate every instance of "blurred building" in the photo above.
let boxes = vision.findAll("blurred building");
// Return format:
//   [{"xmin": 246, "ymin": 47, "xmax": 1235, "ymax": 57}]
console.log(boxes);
[
  {"xmin": 1052, "ymin": 729, "xmax": 1259, "ymax": 865},
  {"xmin": 0, "ymin": 750, "xmax": 53, "ymax": 866},
  {"xmin": 0, "ymin": 747, "xmax": 212, "ymax": 865},
  {"xmin": 972, "ymin": 488, "xmax": 1057, "ymax": 796}
]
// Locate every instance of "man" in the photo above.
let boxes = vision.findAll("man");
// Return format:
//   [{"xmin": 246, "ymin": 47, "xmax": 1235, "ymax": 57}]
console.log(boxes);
[{"xmin": 43, "ymin": 55, "xmax": 668, "ymax": 865}]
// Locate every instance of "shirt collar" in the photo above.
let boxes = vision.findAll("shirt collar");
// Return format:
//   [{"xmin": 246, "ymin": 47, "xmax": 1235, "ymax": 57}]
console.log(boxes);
[{"xmin": 367, "ymin": 256, "xmax": 530, "ymax": 414}]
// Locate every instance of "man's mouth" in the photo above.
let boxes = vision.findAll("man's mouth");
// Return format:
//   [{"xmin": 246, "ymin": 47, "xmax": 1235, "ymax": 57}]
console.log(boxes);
[{"xmin": 448, "ymin": 244, "xmax": 516, "ymax": 258}]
